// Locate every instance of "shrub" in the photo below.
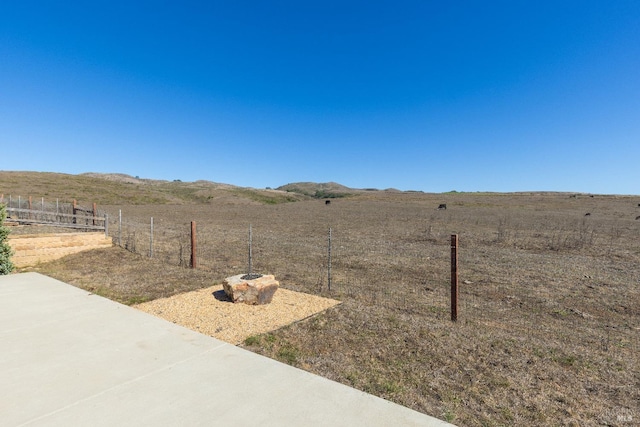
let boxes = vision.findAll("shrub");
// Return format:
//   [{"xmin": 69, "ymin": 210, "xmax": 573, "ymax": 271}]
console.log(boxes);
[
  {"xmin": 0, "ymin": 203, "xmax": 15, "ymax": 274},
  {"xmin": 313, "ymin": 190, "xmax": 349, "ymax": 199}
]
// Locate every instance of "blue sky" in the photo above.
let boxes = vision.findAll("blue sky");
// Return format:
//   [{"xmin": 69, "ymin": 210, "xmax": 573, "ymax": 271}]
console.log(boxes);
[{"xmin": 1, "ymin": 1, "xmax": 639, "ymax": 194}]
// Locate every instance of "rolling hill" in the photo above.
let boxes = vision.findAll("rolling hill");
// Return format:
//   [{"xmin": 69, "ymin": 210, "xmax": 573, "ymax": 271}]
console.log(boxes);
[{"xmin": 0, "ymin": 171, "xmax": 310, "ymax": 205}]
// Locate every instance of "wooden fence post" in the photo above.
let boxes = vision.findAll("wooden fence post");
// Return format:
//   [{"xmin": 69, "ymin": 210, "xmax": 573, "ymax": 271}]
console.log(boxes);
[
  {"xmin": 149, "ymin": 217, "xmax": 154, "ymax": 258},
  {"xmin": 451, "ymin": 234, "xmax": 459, "ymax": 322},
  {"xmin": 190, "ymin": 221, "xmax": 197, "ymax": 269},
  {"xmin": 92, "ymin": 203, "xmax": 97, "ymax": 226},
  {"xmin": 73, "ymin": 199, "xmax": 77, "ymax": 224}
]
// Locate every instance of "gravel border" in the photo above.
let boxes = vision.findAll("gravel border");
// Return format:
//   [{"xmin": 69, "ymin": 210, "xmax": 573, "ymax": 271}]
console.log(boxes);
[{"xmin": 134, "ymin": 285, "xmax": 341, "ymax": 345}]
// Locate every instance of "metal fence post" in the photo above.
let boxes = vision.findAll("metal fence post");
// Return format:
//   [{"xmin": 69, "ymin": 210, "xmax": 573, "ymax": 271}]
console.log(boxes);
[
  {"xmin": 248, "ymin": 224, "xmax": 253, "ymax": 276},
  {"xmin": 104, "ymin": 214, "xmax": 108, "ymax": 238},
  {"xmin": 190, "ymin": 221, "xmax": 197, "ymax": 269},
  {"xmin": 149, "ymin": 217, "xmax": 154, "ymax": 258},
  {"xmin": 451, "ymin": 234, "xmax": 459, "ymax": 322},
  {"xmin": 241, "ymin": 224, "xmax": 262, "ymax": 279},
  {"xmin": 328, "ymin": 227, "xmax": 332, "ymax": 291},
  {"xmin": 118, "ymin": 210, "xmax": 122, "ymax": 247}
]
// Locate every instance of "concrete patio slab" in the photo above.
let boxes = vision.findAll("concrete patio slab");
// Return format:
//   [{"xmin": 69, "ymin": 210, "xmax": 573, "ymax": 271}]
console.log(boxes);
[{"xmin": 0, "ymin": 272, "xmax": 453, "ymax": 426}]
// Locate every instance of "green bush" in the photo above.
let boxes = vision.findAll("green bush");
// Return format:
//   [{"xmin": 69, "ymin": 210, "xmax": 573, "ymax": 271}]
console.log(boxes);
[
  {"xmin": 0, "ymin": 204, "xmax": 15, "ymax": 275},
  {"xmin": 313, "ymin": 190, "xmax": 349, "ymax": 199}
]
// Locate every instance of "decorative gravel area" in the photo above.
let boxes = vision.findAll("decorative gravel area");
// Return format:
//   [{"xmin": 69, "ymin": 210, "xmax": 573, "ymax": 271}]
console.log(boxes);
[{"xmin": 134, "ymin": 285, "xmax": 341, "ymax": 345}]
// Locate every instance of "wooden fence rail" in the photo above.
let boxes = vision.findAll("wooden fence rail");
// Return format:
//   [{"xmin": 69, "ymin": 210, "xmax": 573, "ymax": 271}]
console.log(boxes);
[{"xmin": 6, "ymin": 207, "xmax": 106, "ymax": 231}]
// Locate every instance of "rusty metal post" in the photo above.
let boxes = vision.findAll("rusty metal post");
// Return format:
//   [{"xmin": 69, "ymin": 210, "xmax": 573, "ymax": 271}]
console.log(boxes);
[
  {"xmin": 451, "ymin": 234, "xmax": 459, "ymax": 322},
  {"xmin": 149, "ymin": 217, "xmax": 154, "ymax": 258},
  {"xmin": 93, "ymin": 203, "xmax": 97, "ymax": 226},
  {"xmin": 28, "ymin": 196, "xmax": 32, "ymax": 219},
  {"xmin": 190, "ymin": 221, "xmax": 197, "ymax": 269},
  {"xmin": 248, "ymin": 224, "xmax": 253, "ymax": 277},
  {"xmin": 328, "ymin": 227, "xmax": 332, "ymax": 291}
]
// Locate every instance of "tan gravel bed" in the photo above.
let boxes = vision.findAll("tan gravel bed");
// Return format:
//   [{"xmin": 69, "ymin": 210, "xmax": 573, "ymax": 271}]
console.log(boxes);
[{"xmin": 134, "ymin": 286, "xmax": 341, "ymax": 345}]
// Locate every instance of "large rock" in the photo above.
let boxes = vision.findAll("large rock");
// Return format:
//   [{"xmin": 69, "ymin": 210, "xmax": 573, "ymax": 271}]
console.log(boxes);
[{"xmin": 223, "ymin": 274, "xmax": 279, "ymax": 305}]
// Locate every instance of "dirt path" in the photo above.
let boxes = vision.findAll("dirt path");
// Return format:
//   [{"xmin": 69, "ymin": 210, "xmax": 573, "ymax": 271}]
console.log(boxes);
[{"xmin": 134, "ymin": 285, "xmax": 341, "ymax": 345}]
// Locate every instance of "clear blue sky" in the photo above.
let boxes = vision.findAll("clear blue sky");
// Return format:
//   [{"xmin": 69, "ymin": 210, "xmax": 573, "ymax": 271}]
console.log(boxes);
[{"xmin": 1, "ymin": 1, "xmax": 639, "ymax": 194}]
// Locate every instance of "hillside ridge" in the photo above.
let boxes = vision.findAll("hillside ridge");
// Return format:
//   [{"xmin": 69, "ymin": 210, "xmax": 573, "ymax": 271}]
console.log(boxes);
[{"xmin": 0, "ymin": 171, "xmax": 308, "ymax": 205}]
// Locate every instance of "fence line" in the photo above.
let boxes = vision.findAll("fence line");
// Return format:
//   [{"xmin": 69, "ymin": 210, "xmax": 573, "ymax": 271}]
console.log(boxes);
[
  {"xmin": 102, "ymin": 211, "xmax": 638, "ymax": 361},
  {"xmin": 2, "ymin": 197, "xmax": 636, "ymax": 361},
  {"xmin": 3, "ymin": 196, "xmax": 106, "ymax": 232}
]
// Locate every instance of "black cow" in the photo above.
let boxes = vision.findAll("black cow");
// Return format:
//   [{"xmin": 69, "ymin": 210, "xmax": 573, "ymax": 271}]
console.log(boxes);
[
  {"xmin": 325, "ymin": 200, "xmax": 331, "ymax": 205},
  {"xmin": 438, "ymin": 204, "xmax": 447, "ymax": 210},
  {"xmin": 584, "ymin": 213, "xmax": 591, "ymax": 216}
]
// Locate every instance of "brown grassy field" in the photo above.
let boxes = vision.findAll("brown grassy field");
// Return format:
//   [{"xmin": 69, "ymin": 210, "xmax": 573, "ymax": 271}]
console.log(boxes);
[{"xmin": 3, "ymin": 172, "xmax": 639, "ymax": 426}]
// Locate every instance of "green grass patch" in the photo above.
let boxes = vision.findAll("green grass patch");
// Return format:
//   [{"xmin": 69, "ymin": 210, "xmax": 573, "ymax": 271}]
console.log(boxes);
[
  {"xmin": 276, "ymin": 343, "xmax": 301, "ymax": 365},
  {"xmin": 228, "ymin": 188, "xmax": 301, "ymax": 204},
  {"xmin": 244, "ymin": 335, "xmax": 261, "ymax": 346}
]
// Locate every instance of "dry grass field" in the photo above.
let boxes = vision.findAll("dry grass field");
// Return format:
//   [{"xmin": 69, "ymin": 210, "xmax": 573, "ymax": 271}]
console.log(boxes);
[{"xmin": 3, "ymin": 172, "xmax": 639, "ymax": 426}]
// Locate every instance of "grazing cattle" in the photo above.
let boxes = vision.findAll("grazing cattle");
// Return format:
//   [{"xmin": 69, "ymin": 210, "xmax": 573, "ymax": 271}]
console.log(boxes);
[
  {"xmin": 438, "ymin": 204, "xmax": 447, "ymax": 210},
  {"xmin": 584, "ymin": 213, "xmax": 591, "ymax": 216},
  {"xmin": 636, "ymin": 215, "xmax": 640, "ymax": 220},
  {"xmin": 325, "ymin": 200, "xmax": 331, "ymax": 205},
  {"xmin": 637, "ymin": 203, "xmax": 640, "ymax": 207}
]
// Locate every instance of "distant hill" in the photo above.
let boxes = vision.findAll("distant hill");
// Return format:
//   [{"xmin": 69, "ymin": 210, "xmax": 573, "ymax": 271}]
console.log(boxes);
[
  {"xmin": 0, "ymin": 171, "xmax": 306, "ymax": 206},
  {"xmin": 80, "ymin": 173, "xmax": 147, "ymax": 185},
  {"xmin": 276, "ymin": 182, "xmax": 357, "ymax": 198},
  {"xmin": 1, "ymin": 172, "xmax": 425, "ymax": 207}
]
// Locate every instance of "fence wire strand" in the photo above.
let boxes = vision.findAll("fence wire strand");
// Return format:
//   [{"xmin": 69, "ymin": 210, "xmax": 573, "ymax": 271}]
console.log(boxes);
[{"xmin": 3, "ymin": 197, "xmax": 636, "ymax": 366}]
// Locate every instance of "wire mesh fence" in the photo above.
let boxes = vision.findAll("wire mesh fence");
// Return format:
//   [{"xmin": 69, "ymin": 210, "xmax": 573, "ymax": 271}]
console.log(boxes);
[
  {"xmin": 102, "ymin": 207, "xmax": 638, "ymax": 365},
  {"xmin": 2, "ymin": 194, "xmax": 637, "ymax": 365},
  {"xmin": 107, "ymin": 211, "xmax": 450, "ymax": 299}
]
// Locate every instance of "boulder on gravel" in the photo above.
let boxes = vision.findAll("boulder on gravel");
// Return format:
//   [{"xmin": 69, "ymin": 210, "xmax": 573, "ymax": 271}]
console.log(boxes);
[{"xmin": 223, "ymin": 274, "xmax": 279, "ymax": 305}]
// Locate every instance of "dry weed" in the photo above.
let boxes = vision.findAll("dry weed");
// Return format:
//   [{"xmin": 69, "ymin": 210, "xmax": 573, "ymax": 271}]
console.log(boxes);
[{"xmin": 26, "ymin": 192, "xmax": 639, "ymax": 426}]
